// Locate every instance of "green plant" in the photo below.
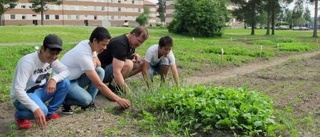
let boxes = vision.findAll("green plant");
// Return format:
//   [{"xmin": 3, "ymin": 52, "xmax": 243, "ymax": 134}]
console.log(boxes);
[
  {"xmin": 278, "ymin": 43, "xmax": 313, "ymax": 52},
  {"xmin": 142, "ymin": 85, "xmax": 282, "ymax": 136}
]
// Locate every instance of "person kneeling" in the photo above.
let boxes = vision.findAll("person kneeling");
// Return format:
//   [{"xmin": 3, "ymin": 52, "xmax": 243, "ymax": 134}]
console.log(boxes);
[
  {"xmin": 142, "ymin": 36, "xmax": 179, "ymax": 88},
  {"xmin": 10, "ymin": 34, "xmax": 70, "ymax": 129}
]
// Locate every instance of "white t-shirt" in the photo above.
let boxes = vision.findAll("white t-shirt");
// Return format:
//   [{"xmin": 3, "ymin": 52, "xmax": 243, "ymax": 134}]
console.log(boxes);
[
  {"xmin": 10, "ymin": 51, "xmax": 69, "ymax": 112},
  {"xmin": 144, "ymin": 44, "xmax": 175, "ymax": 66},
  {"xmin": 61, "ymin": 40, "xmax": 95, "ymax": 80}
]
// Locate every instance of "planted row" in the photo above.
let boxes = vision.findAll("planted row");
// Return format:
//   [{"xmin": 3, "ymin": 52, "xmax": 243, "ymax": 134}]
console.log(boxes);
[{"xmin": 144, "ymin": 85, "xmax": 282, "ymax": 136}]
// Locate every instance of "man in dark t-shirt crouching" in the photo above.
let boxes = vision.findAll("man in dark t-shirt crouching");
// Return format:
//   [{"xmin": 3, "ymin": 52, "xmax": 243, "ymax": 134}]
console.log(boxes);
[{"xmin": 98, "ymin": 26, "xmax": 149, "ymax": 94}]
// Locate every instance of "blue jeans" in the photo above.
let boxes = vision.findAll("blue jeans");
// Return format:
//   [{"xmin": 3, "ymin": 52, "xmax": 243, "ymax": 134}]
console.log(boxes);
[
  {"xmin": 148, "ymin": 57, "xmax": 170, "ymax": 80},
  {"xmin": 64, "ymin": 67, "xmax": 104, "ymax": 107},
  {"xmin": 103, "ymin": 64, "xmax": 113, "ymax": 83},
  {"xmin": 13, "ymin": 79, "xmax": 70, "ymax": 120}
]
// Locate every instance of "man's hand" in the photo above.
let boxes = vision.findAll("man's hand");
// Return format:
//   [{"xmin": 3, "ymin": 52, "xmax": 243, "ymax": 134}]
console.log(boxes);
[
  {"xmin": 46, "ymin": 79, "xmax": 57, "ymax": 94},
  {"xmin": 93, "ymin": 57, "xmax": 101, "ymax": 67},
  {"xmin": 132, "ymin": 54, "xmax": 142, "ymax": 63},
  {"xmin": 33, "ymin": 108, "xmax": 46, "ymax": 128},
  {"xmin": 115, "ymin": 98, "xmax": 131, "ymax": 109}
]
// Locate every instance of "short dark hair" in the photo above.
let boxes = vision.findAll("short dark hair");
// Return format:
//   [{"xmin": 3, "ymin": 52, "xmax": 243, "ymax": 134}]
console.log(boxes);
[
  {"xmin": 130, "ymin": 26, "xmax": 149, "ymax": 40},
  {"xmin": 158, "ymin": 36, "xmax": 173, "ymax": 48},
  {"xmin": 89, "ymin": 26, "xmax": 112, "ymax": 42}
]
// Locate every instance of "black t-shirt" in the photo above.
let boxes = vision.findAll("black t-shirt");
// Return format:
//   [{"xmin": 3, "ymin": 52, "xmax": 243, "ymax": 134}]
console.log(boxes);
[{"xmin": 98, "ymin": 34, "xmax": 135, "ymax": 68}]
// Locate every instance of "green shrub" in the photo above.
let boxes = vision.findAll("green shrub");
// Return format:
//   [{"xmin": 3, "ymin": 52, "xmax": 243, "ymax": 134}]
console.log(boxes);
[
  {"xmin": 143, "ymin": 85, "xmax": 282, "ymax": 136},
  {"xmin": 203, "ymin": 47, "xmax": 271, "ymax": 57},
  {"xmin": 276, "ymin": 38, "xmax": 297, "ymax": 43},
  {"xmin": 278, "ymin": 43, "xmax": 313, "ymax": 52},
  {"xmin": 250, "ymin": 40, "xmax": 275, "ymax": 46}
]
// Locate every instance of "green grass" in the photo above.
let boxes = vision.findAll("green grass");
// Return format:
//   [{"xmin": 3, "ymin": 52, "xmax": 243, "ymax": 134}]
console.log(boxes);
[{"xmin": 1, "ymin": 26, "xmax": 320, "ymax": 136}]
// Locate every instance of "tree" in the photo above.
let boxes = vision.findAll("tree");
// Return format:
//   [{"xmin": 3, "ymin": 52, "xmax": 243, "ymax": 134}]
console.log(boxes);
[
  {"xmin": 264, "ymin": 0, "xmax": 281, "ymax": 35},
  {"xmin": 0, "ymin": 0, "xmax": 18, "ymax": 26},
  {"xmin": 168, "ymin": 0, "xmax": 229, "ymax": 37},
  {"xmin": 29, "ymin": 0, "xmax": 62, "ymax": 25},
  {"xmin": 284, "ymin": 9, "xmax": 293, "ymax": 28},
  {"xmin": 310, "ymin": 0, "xmax": 318, "ymax": 37},
  {"xmin": 292, "ymin": 0, "xmax": 305, "ymax": 26},
  {"xmin": 136, "ymin": 7, "xmax": 150, "ymax": 26},
  {"xmin": 230, "ymin": 0, "xmax": 267, "ymax": 35},
  {"xmin": 256, "ymin": 11, "xmax": 268, "ymax": 29},
  {"xmin": 303, "ymin": 7, "xmax": 311, "ymax": 27},
  {"xmin": 157, "ymin": 0, "xmax": 166, "ymax": 24}
]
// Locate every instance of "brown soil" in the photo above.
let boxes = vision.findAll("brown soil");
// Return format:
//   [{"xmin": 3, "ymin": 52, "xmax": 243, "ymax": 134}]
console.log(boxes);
[{"xmin": 1, "ymin": 50, "xmax": 320, "ymax": 137}]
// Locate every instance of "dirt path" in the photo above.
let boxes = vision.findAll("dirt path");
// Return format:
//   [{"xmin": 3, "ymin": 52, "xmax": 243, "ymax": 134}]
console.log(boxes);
[
  {"xmin": 2, "ymin": 50, "xmax": 320, "ymax": 136},
  {"xmin": 185, "ymin": 50, "xmax": 320, "ymax": 85}
]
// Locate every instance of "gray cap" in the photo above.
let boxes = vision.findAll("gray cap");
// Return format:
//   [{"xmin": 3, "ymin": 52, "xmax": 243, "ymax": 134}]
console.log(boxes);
[{"xmin": 43, "ymin": 34, "xmax": 63, "ymax": 50}]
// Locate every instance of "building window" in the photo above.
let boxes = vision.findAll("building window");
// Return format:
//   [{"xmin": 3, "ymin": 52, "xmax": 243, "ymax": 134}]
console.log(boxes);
[
  {"xmin": 45, "ymin": 15, "xmax": 50, "ymax": 20},
  {"xmin": 55, "ymin": 15, "xmax": 59, "ymax": 20},
  {"xmin": 21, "ymin": 5, "xmax": 26, "ymax": 8},
  {"xmin": 118, "ymin": 8, "xmax": 121, "ymax": 11},
  {"xmin": 32, "ymin": 15, "xmax": 37, "ymax": 17},
  {"xmin": 10, "ymin": 15, "xmax": 15, "ymax": 19},
  {"xmin": 118, "ymin": 0, "xmax": 120, "ymax": 3},
  {"xmin": 76, "ymin": 15, "xmax": 79, "ymax": 19},
  {"xmin": 22, "ymin": 15, "xmax": 26, "ymax": 20},
  {"xmin": 94, "ymin": 15, "xmax": 97, "ymax": 20},
  {"xmin": 138, "ymin": 8, "xmax": 141, "ymax": 12},
  {"xmin": 132, "ymin": 0, "xmax": 134, "ymax": 4}
]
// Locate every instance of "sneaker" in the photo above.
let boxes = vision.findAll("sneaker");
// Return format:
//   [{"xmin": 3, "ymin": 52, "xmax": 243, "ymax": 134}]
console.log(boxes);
[
  {"xmin": 61, "ymin": 104, "xmax": 73, "ymax": 115},
  {"xmin": 14, "ymin": 115, "xmax": 32, "ymax": 130},
  {"xmin": 46, "ymin": 112, "xmax": 60, "ymax": 121},
  {"xmin": 81, "ymin": 102, "xmax": 96, "ymax": 111}
]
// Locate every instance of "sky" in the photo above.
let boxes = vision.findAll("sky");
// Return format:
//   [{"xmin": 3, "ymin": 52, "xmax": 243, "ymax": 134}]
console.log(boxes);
[{"xmin": 289, "ymin": 3, "xmax": 316, "ymax": 17}]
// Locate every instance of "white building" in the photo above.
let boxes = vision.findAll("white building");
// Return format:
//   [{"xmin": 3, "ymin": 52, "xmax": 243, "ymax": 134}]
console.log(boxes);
[{"xmin": 2, "ymin": 0, "xmax": 157, "ymax": 27}]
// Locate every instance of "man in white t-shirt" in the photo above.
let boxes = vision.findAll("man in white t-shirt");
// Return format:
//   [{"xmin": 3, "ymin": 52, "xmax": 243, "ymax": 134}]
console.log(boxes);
[
  {"xmin": 61, "ymin": 27, "xmax": 130, "ymax": 114},
  {"xmin": 142, "ymin": 36, "xmax": 179, "ymax": 87},
  {"xmin": 10, "ymin": 34, "xmax": 70, "ymax": 129}
]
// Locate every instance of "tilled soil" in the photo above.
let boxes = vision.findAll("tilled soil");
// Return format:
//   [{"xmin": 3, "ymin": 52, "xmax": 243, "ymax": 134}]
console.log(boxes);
[{"xmin": 1, "ymin": 50, "xmax": 320, "ymax": 137}]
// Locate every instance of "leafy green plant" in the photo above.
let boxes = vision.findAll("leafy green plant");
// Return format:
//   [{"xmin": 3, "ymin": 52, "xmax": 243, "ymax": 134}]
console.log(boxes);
[
  {"xmin": 278, "ymin": 43, "xmax": 314, "ymax": 52},
  {"xmin": 142, "ymin": 85, "xmax": 282, "ymax": 136},
  {"xmin": 250, "ymin": 40, "xmax": 275, "ymax": 46}
]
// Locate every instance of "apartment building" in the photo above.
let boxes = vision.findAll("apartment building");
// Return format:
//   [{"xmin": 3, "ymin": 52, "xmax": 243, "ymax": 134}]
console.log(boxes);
[
  {"xmin": 144, "ymin": 0, "xmax": 157, "ymax": 27},
  {"xmin": 2, "ymin": 0, "xmax": 157, "ymax": 27},
  {"xmin": 165, "ymin": 0, "xmax": 174, "ymax": 25}
]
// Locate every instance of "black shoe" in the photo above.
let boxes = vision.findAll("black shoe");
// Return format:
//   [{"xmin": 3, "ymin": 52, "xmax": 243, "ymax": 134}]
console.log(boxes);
[
  {"xmin": 81, "ymin": 102, "xmax": 96, "ymax": 111},
  {"xmin": 61, "ymin": 104, "xmax": 73, "ymax": 115}
]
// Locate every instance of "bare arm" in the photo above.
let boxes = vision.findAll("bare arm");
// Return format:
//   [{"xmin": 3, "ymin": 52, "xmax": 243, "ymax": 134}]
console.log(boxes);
[
  {"xmin": 142, "ymin": 61, "xmax": 152, "ymax": 88},
  {"xmin": 132, "ymin": 53, "xmax": 142, "ymax": 63},
  {"xmin": 33, "ymin": 108, "xmax": 46, "ymax": 128},
  {"xmin": 85, "ymin": 70, "xmax": 130, "ymax": 108},
  {"xmin": 112, "ymin": 58, "xmax": 131, "ymax": 93},
  {"xmin": 170, "ymin": 64, "xmax": 179, "ymax": 87}
]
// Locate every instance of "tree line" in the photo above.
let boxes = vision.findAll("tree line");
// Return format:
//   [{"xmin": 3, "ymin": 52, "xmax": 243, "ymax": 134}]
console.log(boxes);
[{"xmin": 156, "ymin": 0, "xmax": 318, "ymax": 37}]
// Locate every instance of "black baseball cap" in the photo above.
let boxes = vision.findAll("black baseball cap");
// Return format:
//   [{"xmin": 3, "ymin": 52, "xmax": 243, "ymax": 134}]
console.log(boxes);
[{"xmin": 43, "ymin": 34, "xmax": 63, "ymax": 50}]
